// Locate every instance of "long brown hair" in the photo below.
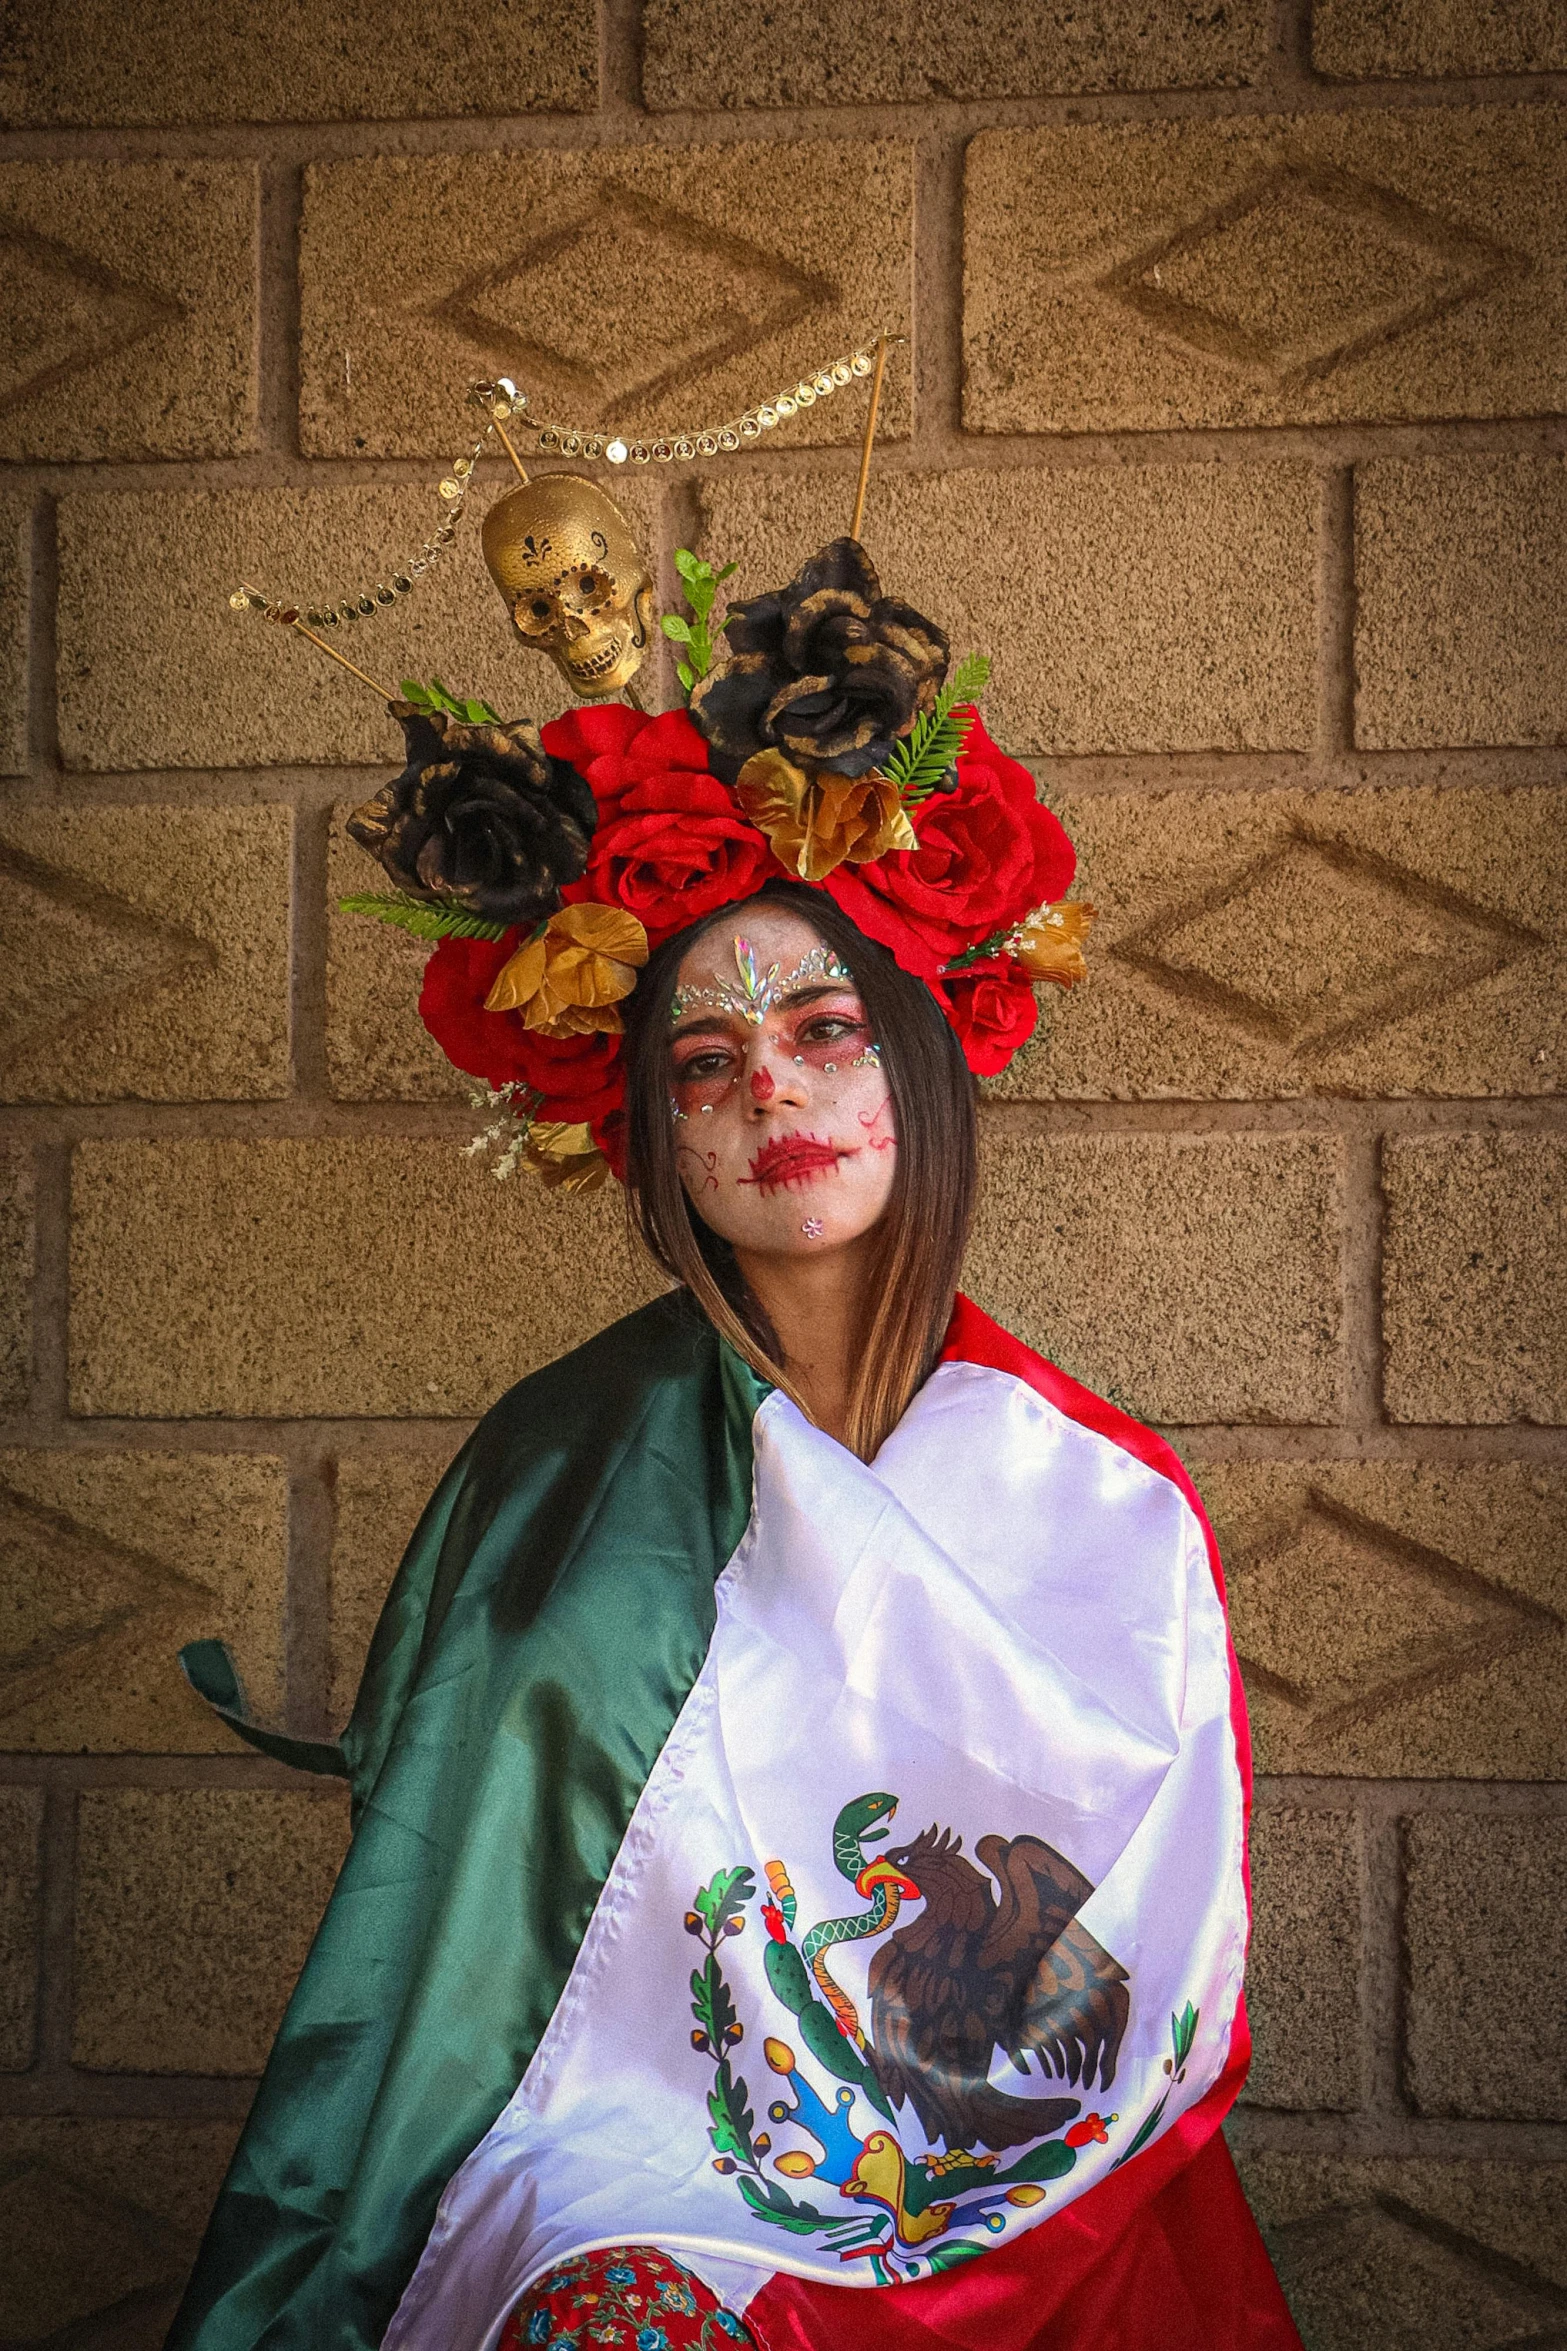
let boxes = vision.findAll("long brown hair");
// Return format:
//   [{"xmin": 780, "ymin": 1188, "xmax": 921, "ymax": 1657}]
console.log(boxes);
[{"xmin": 622, "ymin": 881, "xmax": 978, "ymax": 1460}]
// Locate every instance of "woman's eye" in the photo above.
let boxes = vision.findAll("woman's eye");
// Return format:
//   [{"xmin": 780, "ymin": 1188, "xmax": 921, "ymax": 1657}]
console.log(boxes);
[
  {"xmin": 677, "ymin": 1052, "xmax": 732, "ymax": 1081},
  {"xmin": 800, "ymin": 1016, "xmax": 860, "ymax": 1045}
]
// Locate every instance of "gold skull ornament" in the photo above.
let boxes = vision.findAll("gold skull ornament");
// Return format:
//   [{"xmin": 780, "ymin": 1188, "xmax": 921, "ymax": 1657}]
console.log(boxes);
[{"xmin": 481, "ymin": 475, "xmax": 655, "ymax": 700}]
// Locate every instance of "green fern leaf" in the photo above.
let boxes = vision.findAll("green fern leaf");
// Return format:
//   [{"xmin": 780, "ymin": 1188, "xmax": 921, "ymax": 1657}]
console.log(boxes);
[
  {"xmin": 884, "ymin": 653, "xmax": 993, "ymax": 801},
  {"xmin": 949, "ymin": 651, "xmax": 992, "ymax": 704},
  {"xmin": 337, "ymin": 892, "xmax": 509, "ymax": 943}
]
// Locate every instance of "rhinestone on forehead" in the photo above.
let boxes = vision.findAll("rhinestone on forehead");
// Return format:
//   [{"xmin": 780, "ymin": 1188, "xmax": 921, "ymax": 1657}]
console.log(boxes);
[{"xmin": 670, "ymin": 935, "xmax": 855, "ymax": 1027}]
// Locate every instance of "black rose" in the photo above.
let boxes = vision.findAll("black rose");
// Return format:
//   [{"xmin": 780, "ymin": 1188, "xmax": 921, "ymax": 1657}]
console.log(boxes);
[
  {"xmin": 347, "ymin": 706, "xmax": 597, "ymax": 926},
  {"xmin": 689, "ymin": 537, "xmax": 949, "ymax": 784}
]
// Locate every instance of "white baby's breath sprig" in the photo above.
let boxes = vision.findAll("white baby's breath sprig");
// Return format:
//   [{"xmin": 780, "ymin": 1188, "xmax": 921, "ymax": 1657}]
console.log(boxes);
[{"xmin": 464, "ymin": 1080, "xmax": 538, "ymax": 1180}]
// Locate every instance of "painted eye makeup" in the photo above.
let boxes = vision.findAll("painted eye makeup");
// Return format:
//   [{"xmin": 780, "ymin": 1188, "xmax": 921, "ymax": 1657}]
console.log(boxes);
[
  {"xmin": 786, "ymin": 996, "xmax": 874, "ymax": 1066},
  {"xmin": 666, "ymin": 990, "xmax": 877, "ymax": 1100},
  {"xmin": 669, "ymin": 1031, "xmax": 742, "ymax": 1107}
]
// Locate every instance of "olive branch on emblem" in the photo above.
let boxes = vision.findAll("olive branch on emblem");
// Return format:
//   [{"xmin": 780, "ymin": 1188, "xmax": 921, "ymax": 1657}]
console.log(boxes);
[{"xmin": 684, "ymin": 1867, "xmax": 880, "ymax": 2243}]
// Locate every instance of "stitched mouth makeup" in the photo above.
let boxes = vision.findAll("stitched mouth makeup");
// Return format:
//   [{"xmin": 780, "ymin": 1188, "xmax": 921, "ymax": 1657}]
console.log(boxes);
[{"xmin": 739, "ymin": 1131, "xmax": 854, "ymax": 1194}]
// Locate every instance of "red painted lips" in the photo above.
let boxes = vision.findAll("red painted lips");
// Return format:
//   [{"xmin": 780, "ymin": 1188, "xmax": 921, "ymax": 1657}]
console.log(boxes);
[{"xmin": 740, "ymin": 1132, "xmax": 851, "ymax": 1193}]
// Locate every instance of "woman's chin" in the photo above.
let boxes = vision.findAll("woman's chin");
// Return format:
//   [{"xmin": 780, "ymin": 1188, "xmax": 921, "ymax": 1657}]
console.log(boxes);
[{"xmin": 717, "ymin": 1193, "xmax": 889, "ymax": 1262}]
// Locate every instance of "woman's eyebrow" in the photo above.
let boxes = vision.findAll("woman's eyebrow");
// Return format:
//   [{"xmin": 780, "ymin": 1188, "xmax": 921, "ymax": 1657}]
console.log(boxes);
[
  {"xmin": 777, "ymin": 983, "xmax": 861, "ymax": 1011},
  {"xmin": 669, "ymin": 1011, "xmax": 738, "ymax": 1040}
]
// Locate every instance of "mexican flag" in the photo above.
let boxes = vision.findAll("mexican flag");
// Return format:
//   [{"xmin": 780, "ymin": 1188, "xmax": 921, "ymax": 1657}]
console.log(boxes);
[{"xmin": 171, "ymin": 1294, "xmax": 1300, "ymax": 2351}]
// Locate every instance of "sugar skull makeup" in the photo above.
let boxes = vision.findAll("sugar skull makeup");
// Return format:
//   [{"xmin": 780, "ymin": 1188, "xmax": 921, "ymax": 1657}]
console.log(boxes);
[{"xmin": 668, "ymin": 906, "xmax": 897, "ymax": 1259}]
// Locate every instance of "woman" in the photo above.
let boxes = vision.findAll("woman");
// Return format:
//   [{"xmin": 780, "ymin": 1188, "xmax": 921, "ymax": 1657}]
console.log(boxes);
[{"xmin": 171, "ymin": 541, "xmax": 1300, "ymax": 2351}]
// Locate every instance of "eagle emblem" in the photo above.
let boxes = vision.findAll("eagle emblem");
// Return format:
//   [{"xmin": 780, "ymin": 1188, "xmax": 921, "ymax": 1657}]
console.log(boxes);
[{"xmin": 684, "ymin": 1792, "xmax": 1198, "ymax": 2282}]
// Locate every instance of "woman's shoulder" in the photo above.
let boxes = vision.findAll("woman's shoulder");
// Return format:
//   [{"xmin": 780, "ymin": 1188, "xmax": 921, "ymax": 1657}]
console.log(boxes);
[
  {"xmin": 940, "ymin": 1292, "xmax": 1208, "ymax": 1528},
  {"xmin": 466, "ymin": 1288, "xmax": 716, "ymax": 1464}
]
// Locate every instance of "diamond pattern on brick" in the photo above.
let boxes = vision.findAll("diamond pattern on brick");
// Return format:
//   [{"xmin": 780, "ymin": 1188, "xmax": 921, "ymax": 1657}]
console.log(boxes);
[
  {"xmin": 1264, "ymin": 2193, "xmax": 1567, "ymax": 2351},
  {"xmin": 0, "ymin": 838, "xmax": 215, "ymax": 1069},
  {"xmin": 1112, "ymin": 830, "xmax": 1542, "ymax": 1062},
  {"xmin": 430, "ymin": 183, "xmax": 832, "ymax": 412},
  {"xmin": 0, "ymin": 223, "xmax": 180, "ymax": 417},
  {"xmin": 0, "ymin": 2156, "xmax": 186, "ymax": 2341},
  {"xmin": 1098, "ymin": 162, "xmax": 1521, "ymax": 388},
  {"xmin": 1228, "ymin": 1490, "xmax": 1559, "ymax": 1734},
  {"xmin": 0, "ymin": 1481, "xmax": 210, "ymax": 1736}
]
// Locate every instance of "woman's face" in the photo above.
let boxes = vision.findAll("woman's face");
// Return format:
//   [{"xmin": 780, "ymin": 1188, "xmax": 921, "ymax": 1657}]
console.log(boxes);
[{"xmin": 668, "ymin": 904, "xmax": 898, "ymax": 1260}]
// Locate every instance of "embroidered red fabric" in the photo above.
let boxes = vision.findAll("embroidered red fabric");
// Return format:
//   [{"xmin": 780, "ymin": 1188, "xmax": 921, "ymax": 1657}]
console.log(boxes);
[{"xmin": 502, "ymin": 2245, "xmax": 757, "ymax": 2348}]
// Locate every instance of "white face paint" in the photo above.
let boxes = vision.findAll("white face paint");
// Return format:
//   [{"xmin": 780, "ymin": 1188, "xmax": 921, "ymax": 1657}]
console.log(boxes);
[{"xmin": 668, "ymin": 906, "xmax": 897, "ymax": 1261}]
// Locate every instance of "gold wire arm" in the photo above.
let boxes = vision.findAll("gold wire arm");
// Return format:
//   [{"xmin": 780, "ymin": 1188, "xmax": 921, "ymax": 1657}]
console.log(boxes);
[
  {"xmin": 290, "ymin": 621, "xmax": 396, "ymax": 700},
  {"xmin": 850, "ymin": 334, "xmax": 892, "ymax": 543},
  {"xmin": 491, "ymin": 415, "xmax": 530, "ymax": 485},
  {"xmin": 237, "ymin": 588, "xmax": 396, "ymax": 701}
]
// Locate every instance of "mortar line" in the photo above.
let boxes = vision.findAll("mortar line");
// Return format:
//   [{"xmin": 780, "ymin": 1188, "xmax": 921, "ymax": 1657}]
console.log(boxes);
[
  {"xmin": 1359, "ymin": 1788, "xmax": 1406, "ymax": 2115},
  {"xmin": 1316, "ymin": 465, "xmax": 1357, "ymax": 759},
  {"xmin": 0, "ymin": 1753, "xmax": 352, "ymax": 1791},
  {"xmin": 1223, "ymin": 2107, "xmax": 1567, "ymax": 2161},
  {"xmin": 1255, "ymin": 1776, "xmax": 1567, "ymax": 1810},
  {"xmin": 27, "ymin": 1138, "xmax": 70, "ymax": 1429},
  {"xmin": 1270, "ymin": 0, "xmax": 1317, "ymax": 95},
  {"xmin": 1341, "ymin": 1129, "xmax": 1386, "ymax": 1429},
  {"xmin": 598, "ymin": 0, "xmax": 646, "ymax": 120},
  {"xmin": 1174, "ymin": 1422, "xmax": 1567, "ymax": 1464},
  {"xmin": 6, "ymin": 413, "xmax": 1565, "ymax": 496},
  {"xmin": 3, "ymin": 66, "xmax": 1567, "ymax": 166},
  {"xmin": 289, "ymin": 794, "xmax": 331, "ymax": 1100},
  {"xmin": 34, "ymin": 1779, "xmax": 77, "ymax": 2073},
  {"xmin": 912, "ymin": 124, "xmax": 966, "ymax": 461},
  {"xmin": 0, "ymin": 2069, "xmax": 261, "ymax": 2122},
  {"xmin": 24, "ymin": 488, "xmax": 58, "ymax": 784},
  {"xmin": 257, "ymin": 161, "xmax": 303, "ymax": 457},
  {"xmin": 285, "ymin": 1440, "xmax": 337, "ymax": 1739}
]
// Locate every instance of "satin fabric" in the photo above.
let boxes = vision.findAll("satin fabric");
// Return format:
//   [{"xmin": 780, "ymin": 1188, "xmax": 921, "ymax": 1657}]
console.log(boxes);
[
  {"xmin": 169, "ymin": 1292, "xmax": 1296, "ymax": 2351},
  {"xmin": 737, "ymin": 1305, "xmax": 1295, "ymax": 2351},
  {"xmin": 383, "ymin": 1318, "xmax": 1249, "ymax": 2344},
  {"xmin": 168, "ymin": 1295, "xmax": 762, "ymax": 2351},
  {"xmin": 749, "ymin": 2131, "xmax": 1299, "ymax": 2351}
]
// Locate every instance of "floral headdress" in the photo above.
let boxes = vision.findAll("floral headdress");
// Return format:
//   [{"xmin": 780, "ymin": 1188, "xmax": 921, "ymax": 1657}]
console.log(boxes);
[{"xmin": 343, "ymin": 535, "xmax": 1094, "ymax": 1193}]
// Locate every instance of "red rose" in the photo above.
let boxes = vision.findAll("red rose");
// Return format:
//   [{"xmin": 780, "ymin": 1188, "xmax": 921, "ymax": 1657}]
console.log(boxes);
[
  {"xmin": 542, "ymin": 704, "xmax": 711, "ymax": 823},
  {"xmin": 590, "ymin": 1106, "xmax": 628, "ymax": 1181},
  {"xmin": 419, "ymin": 933, "xmax": 536, "ymax": 1087},
  {"xmin": 827, "ymin": 717, "xmax": 1075, "ymax": 978},
  {"xmin": 568, "ymin": 769, "xmax": 781, "ymax": 948},
  {"xmin": 937, "ymin": 957, "xmax": 1039, "ymax": 1077},
  {"xmin": 419, "ymin": 934, "xmax": 627, "ymax": 1122},
  {"xmin": 509, "ymin": 1027, "xmax": 626, "ymax": 1126}
]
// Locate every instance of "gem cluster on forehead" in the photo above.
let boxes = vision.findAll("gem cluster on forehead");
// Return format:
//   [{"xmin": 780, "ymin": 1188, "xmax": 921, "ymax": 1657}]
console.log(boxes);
[{"xmin": 670, "ymin": 935, "xmax": 856, "ymax": 1027}]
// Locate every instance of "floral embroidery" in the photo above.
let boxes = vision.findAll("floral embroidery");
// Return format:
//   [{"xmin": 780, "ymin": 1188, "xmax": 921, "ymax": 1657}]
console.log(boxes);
[{"xmin": 502, "ymin": 2246, "xmax": 755, "ymax": 2350}]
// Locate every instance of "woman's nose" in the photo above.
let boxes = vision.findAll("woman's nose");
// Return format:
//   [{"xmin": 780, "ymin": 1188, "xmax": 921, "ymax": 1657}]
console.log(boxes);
[{"xmin": 744, "ymin": 1041, "xmax": 809, "ymax": 1115}]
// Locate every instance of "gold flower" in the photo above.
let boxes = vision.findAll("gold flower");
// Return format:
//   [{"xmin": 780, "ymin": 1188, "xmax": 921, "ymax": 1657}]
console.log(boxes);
[
  {"xmin": 736, "ymin": 748, "xmax": 916, "ymax": 883},
  {"xmin": 524, "ymin": 1121, "xmax": 611, "ymax": 1192},
  {"xmin": 1012, "ymin": 899, "xmax": 1096, "ymax": 988},
  {"xmin": 484, "ymin": 902, "xmax": 649, "ymax": 1035}
]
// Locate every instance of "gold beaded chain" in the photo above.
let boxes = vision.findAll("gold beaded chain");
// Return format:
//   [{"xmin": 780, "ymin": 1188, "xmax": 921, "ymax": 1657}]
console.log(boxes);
[
  {"xmin": 499, "ymin": 339, "xmax": 883, "ymax": 466},
  {"xmin": 228, "ymin": 417, "xmax": 492, "ymax": 636},
  {"xmin": 228, "ymin": 336, "xmax": 893, "ymax": 640}
]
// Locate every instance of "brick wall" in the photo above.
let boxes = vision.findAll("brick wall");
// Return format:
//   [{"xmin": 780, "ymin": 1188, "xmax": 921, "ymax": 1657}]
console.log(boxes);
[{"xmin": 1, "ymin": 2, "xmax": 1564, "ymax": 2340}]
